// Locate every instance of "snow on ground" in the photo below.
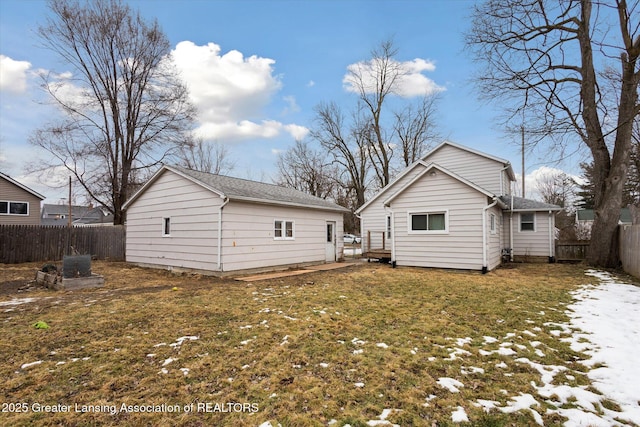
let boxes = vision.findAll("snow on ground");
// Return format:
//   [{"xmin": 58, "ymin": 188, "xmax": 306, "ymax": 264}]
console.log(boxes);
[{"xmin": 563, "ymin": 270, "xmax": 640, "ymax": 425}]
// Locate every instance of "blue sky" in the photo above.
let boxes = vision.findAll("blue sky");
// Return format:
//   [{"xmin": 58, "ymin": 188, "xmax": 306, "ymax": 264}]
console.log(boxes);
[{"xmin": 0, "ymin": 0, "xmax": 581, "ymax": 203}]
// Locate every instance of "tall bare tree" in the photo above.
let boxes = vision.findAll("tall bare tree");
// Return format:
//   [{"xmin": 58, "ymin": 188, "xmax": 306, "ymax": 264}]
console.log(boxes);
[
  {"xmin": 346, "ymin": 40, "xmax": 403, "ymax": 188},
  {"xmin": 177, "ymin": 138, "xmax": 236, "ymax": 175},
  {"xmin": 467, "ymin": 0, "xmax": 640, "ymax": 268},
  {"xmin": 311, "ymin": 101, "xmax": 370, "ymax": 208},
  {"xmin": 30, "ymin": 0, "xmax": 194, "ymax": 224}
]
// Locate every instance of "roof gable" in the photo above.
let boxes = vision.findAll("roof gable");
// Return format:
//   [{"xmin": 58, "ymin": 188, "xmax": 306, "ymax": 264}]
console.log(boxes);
[
  {"xmin": 422, "ymin": 141, "xmax": 517, "ymax": 181},
  {"xmin": 124, "ymin": 165, "xmax": 349, "ymax": 213},
  {"xmin": 0, "ymin": 172, "xmax": 46, "ymax": 200},
  {"xmin": 383, "ymin": 162, "xmax": 498, "ymax": 206}
]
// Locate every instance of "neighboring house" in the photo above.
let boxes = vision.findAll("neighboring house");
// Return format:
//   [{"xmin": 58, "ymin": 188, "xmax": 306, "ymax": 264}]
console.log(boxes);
[
  {"xmin": 0, "ymin": 172, "xmax": 45, "ymax": 225},
  {"xmin": 576, "ymin": 208, "xmax": 632, "ymax": 239},
  {"xmin": 356, "ymin": 141, "xmax": 561, "ymax": 272},
  {"xmin": 123, "ymin": 165, "xmax": 349, "ymax": 275},
  {"xmin": 41, "ymin": 203, "xmax": 113, "ymax": 226}
]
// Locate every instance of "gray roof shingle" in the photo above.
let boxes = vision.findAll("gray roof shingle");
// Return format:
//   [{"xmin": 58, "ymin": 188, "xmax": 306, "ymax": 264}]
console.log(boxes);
[
  {"xmin": 499, "ymin": 195, "xmax": 562, "ymax": 211},
  {"xmin": 170, "ymin": 166, "xmax": 349, "ymax": 212}
]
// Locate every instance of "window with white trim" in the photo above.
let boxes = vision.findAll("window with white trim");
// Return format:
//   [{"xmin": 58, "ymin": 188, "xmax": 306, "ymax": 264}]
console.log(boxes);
[
  {"xmin": 162, "ymin": 217, "xmax": 171, "ymax": 236},
  {"xmin": 520, "ymin": 213, "xmax": 535, "ymax": 231},
  {"xmin": 0, "ymin": 201, "xmax": 29, "ymax": 216},
  {"xmin": 274, "ymin": 220, "xmax": 294, "ymax": 240},
  {"xmin": 408, "ymin": 211, "xmax": 447, "ymax": 233},
  {"xmin": 490, "ymin": 213, "xmax": 497, "ymax": 234}
]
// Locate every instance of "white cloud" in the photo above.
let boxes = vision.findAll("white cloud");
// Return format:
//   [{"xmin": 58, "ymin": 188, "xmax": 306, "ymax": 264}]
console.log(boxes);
[
  {"xmin": 343, "ymin": 57, "xmax": 445, "ymax": 97},
  {"xmin": 171, "ymin": 41, "xmax": 307, "ymax": 142},
  {"xmin": 282, "ymin": 95, "xmax": 300, "ymax": 115},
  {"xmin": 0, "ymin": 55, "xmax": 31, "ymax": 93},
  {"xmin": 306, "ymin": 80, "xmax": 315, "ymax": 87}
]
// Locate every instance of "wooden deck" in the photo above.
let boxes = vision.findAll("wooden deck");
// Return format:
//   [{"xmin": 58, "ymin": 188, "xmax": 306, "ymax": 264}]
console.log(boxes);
[{"xmin": 363, "ymin": 248, "xmax": 391, "ymax": 261}]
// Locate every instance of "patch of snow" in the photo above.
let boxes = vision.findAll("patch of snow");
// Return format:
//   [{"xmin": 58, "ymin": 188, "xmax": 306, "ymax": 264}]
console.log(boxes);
[
  {"xmin": 451, "ymin": 406, "xmax": 469, "ymax": 422},
  {"xmin": 376, "ymin": 343, "xmax": 389, "ymax": 349},
  {"xmin": 455, "ymin": 337, "xmax": 472, "ymax": 346},
  {"xmin": 354, "ymin": 382, "xmax": 365, "ymax": 388},
  {"xmin": 437, "ymin": 377, "xmax": 464, "ymax": 393},
  {"xmin": 319, "ymin": 363, "xmax": 329, "ymax": 368},
  {"xmin": 498, "ymin": 393, "xmax": 542, "ymax": 425},
  {"xmin": 162, "ymin": 358, "xmax": 175, "ymax": 367},
  {"xmin": 483, "ymin": 336, "xmax": 498, "ymax": 344},
  {"xmin": 560, "ymin": 270, "xmax": 640, "ymax": 425},
  {"xmin": 170, "ymin": 336, "xmax": 199, "ymax": 347},
  {"xmin": 474, "ymin": 399, "xmax": 500, "ymax": 413},
  {"xmin": 496, "ymin": 347, "xmax": 517, "ymax": 356},
  {"xmin": 179, "ymin": 368, "xmax": 189, "ymax": 376},
  {"xmin": 0, "ymin": 297, "xmax": 37, "ymax": 307},
  {"xmin": 353, "ymin": 349, "xmax": 364, "ymax": 355},
  {"xmin": 21, "ymin": 360, "xmax": 42, "ymax": 369}
]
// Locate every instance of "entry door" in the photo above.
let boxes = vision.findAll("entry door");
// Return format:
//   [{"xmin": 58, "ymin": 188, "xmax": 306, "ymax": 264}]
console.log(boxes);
[{"xmin": 325, "ymin": 221, "xmax": 336, "ymax": 262}]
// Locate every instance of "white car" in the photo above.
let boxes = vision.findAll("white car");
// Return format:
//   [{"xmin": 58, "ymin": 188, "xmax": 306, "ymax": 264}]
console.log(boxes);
[{"xmin": 343, "ymin": 234, "xmax": 361, "ymax": 244}]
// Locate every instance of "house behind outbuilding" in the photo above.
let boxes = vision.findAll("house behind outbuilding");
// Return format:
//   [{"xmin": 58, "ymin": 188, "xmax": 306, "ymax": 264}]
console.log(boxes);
[
  {"xmin": 123, "ymin": 165, "xmax": 349, "ymax": 275},
  {"xmin": 0, "ymin": 172, "xmax": 45, "ymax": 225}
]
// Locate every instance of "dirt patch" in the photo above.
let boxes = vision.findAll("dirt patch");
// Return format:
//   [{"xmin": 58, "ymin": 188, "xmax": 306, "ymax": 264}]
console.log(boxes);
[{"xmin": 0, "ymin": 279, "xmax": 45, "ymax": 296}]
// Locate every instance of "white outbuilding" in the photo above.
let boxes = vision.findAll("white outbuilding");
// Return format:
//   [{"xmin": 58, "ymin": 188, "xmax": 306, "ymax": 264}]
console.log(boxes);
[{"xmin": 123, "ymin": 165, "xmax": 348, "ymax": 275}]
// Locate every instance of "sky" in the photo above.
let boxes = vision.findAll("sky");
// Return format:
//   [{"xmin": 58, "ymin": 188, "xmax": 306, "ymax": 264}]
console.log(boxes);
[{"xmin": 0, "ymin": 0, "xmax": 586, "ymax": 204}]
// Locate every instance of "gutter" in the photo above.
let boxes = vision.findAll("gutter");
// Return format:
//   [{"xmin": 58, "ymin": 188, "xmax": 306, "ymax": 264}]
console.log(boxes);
[
  {"xmin": 482, "ymin": 198, "xmax": 499, "ymax": 274},
  {"xmin": 217, "ymin": 196, "xmax": 230, "ymax": 271}
]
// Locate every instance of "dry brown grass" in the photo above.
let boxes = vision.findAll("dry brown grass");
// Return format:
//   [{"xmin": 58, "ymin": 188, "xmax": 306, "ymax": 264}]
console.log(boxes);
[{"xmin": 1, "ymin": 261, "xmax": 592, "ymax": 426}]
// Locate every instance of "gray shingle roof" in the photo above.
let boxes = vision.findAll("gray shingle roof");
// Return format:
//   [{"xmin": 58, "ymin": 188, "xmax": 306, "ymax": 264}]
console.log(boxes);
[
  {"xmin": 499, "ymin": 196, "xmax": 561, "ymax": 211},
  {"xmin": 170, "ymin": 166, "xmax": 349, "ymax": 212}
]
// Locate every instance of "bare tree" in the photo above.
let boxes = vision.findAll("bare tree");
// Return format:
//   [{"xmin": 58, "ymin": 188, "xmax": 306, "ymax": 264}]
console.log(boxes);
[
  {"xmin": 536, "ymin": 171, "xmax": 578, "ymax": 209},
  {"xmin": 394, "ymin": 94, "xmax": 440, "ymax": 168},
  {"xmin": 30, "ymin": 0, "xmax": 194, "ymax": 224},
  {"xmin": 311, "ymin": 101, "xmax": 370, "ymax": 208},
  {"xmin": 177, "ymin": 138, "xmax": 236, "ymax": 175},
  {"xmin": 274, "ymin": 139, "xmax": 338, "ymax": 199},
  {"xmin": 467, "ymin": 0, "xmax": 640, "ymax": 268},
  {"xmin": 346, "ymin": 40, "xmax": 403, "ymax": 188}
]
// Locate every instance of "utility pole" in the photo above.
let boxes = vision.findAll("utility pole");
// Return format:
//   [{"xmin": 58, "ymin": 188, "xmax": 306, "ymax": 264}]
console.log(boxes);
[
  {"xmin": 68, "ymin": 176, "xmax": 72, "ymax": 228},
  {"xmin": 521, "ymin": 126, "xmax": 525, "ymax": 198}
]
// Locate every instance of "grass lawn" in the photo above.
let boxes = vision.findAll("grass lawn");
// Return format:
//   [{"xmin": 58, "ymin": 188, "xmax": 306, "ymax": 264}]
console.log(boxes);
[{"xmin": 0, "ymin": 261, "xmax": 607, "ymax": 426}]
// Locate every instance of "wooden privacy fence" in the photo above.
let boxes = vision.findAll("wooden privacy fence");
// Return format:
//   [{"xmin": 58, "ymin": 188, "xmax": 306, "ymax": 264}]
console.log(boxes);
[
  {"xmin": 0, "ymin": 225, "xmax": 125, "ymax": 264},
  {"xmin": 555, "ymin": 241, "xmax": 589, "ymax": 261},
  {"xmin": 620, "ymin": 225, "xmax": 640, "ymax": 279}
]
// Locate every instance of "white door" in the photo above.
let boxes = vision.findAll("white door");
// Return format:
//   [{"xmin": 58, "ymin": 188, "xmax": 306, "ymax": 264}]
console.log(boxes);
[{"xmin": 325, "ymin": 221, "xmax": 336, "ymax": 262}]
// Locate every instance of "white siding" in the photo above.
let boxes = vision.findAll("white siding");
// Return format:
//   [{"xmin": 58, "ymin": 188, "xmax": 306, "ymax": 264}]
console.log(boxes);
[
  {"xmin": 425, "ymin": 144, "xmax": 506, "ymax": 195},
  {"xmin": 126, "ymin": 170, "xmax": 222, "ymax": 270},
  {"xmin": 389, "ymin": 170, "xmax": 487, "ymax": 270},
  {"xmin": 220, "ymin": 201, "xmax": 344, "ymax": 272},
  {"xmin": 359, "ymin": 164, "xmax": 427, "ymax": 251},
  {"xmin": 506, "ymin": 211, "xmax": 554, "ymax": 257}
]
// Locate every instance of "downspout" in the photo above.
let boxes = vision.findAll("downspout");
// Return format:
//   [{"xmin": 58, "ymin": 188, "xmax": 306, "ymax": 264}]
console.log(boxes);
[
  {"xmin": 390, "ymin": 209, "xmax": 396, "ymax": 268},
  {"xmin": 510, "ymin": 192, "xmax": 514, "ymax": 262},
  {"xmin": 482, "ymin": 198, "xmax": 499, "ymax": 274},
  {"xmin": 548, "ymin": 210, "xmax": 555, "ymax": 263},
  {"xmin": 217, "ymin": 197, "xmax": 229, "ymax": 271}
]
